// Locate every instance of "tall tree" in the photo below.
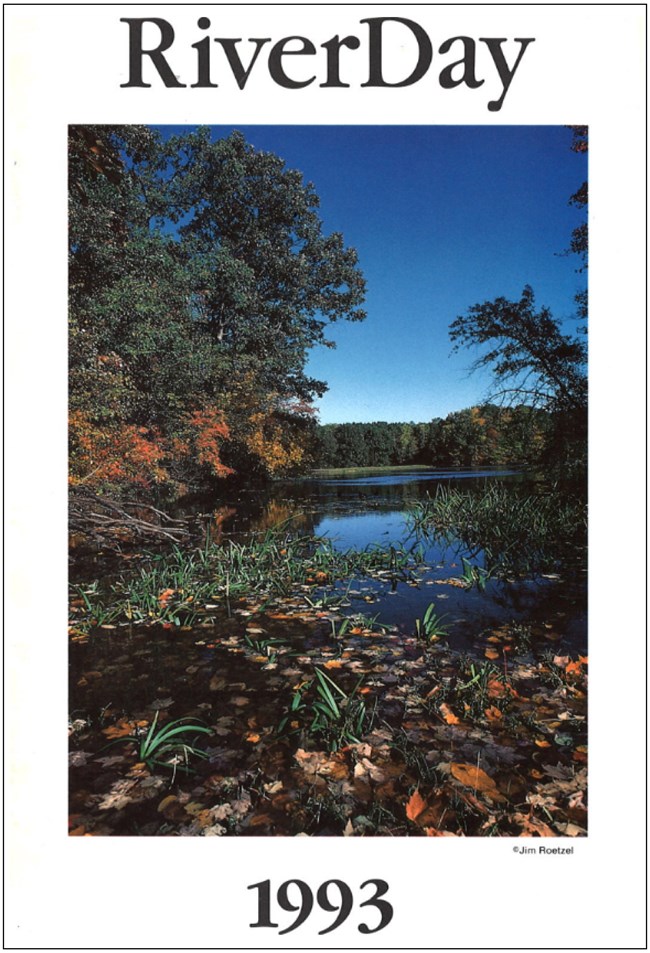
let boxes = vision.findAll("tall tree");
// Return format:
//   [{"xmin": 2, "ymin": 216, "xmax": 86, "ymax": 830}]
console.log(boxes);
[
  {"xmin": 448, "ymin": 129, "xmax": 588, "ymax": 477},
  {"xmin": 69, "ymin": 126, "xmax": 366, "ymax": 489},
  {"xmin": 164, "ymin": 128, "xmax": 366, "ymax": 404},
  {"xmin": 449, "ymin": 285, "xmax": 587, "ymax": 415}
]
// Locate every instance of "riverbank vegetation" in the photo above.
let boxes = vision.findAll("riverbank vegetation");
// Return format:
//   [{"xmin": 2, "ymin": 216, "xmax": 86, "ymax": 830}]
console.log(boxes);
[
  {"xmin": 313, "ymin": 404, "xmax": 550, "ymax": 471},
  {"xmin": 408, "ymin": 484, "xmax": 587, "ymax": 579},
  {"xmin": 70, "ymin": 125, "xmax": 365, "ymax": 500}
]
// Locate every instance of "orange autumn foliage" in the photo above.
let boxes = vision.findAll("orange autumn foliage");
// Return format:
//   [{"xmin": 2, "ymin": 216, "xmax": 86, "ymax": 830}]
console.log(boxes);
[
  {"xmin": 70, "ymin": 403, "xmax": 233, "ymax": 490},
  {"xmin": 182, "ymin": 406, "xmax": 233, "ymax": 478},
  {"xmin": 69, "ymin": 410, "xmax": 168, "ymax": 488}
]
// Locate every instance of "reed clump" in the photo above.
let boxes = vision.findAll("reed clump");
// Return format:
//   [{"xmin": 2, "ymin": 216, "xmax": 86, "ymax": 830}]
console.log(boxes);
[{"xmin": 408, "ymin": 484, "xmax": 587, "ymax": 577}]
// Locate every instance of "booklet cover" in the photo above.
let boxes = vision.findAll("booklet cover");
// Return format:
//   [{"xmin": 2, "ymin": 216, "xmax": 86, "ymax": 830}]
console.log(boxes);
[{"xmin": 5, "ymin": 4, "xmax": 646, "ymax": 949}]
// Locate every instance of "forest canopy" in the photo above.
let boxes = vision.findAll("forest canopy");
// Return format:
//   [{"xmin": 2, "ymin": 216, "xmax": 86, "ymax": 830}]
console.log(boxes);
[
  {"xmin": 312, "ymin": 405, "xmax": 550, "ymax": 470},
  {"xmin": 69, "ymin": 125, "xmax": 366, "ymax": 492}
]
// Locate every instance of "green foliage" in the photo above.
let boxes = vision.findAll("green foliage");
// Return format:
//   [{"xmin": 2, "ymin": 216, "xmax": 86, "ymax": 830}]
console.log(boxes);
[
  {"xmin": 279, "ymin": 668, "xmax": 372, "ymax": 751},
  {"xmin": 69, "ymin": 125, "xmax": 366, "ymax": 491},
  {"xmin": 106, "ymin": 711, "xmax": 212, "ymax": 772},
  {"xmin": 408, "ymin": 484, "xmax": 587, "ymax": 577},
  {"xmin": 313, "ymin": 404, "xmax": 550, "ymax": 470},
  {"xmin": 460, "ymin": 557, "xmax": 490, "ymax": 592},
  {"xmin": 414, "ymin": 603, "xmax": 448, "ymax": 642},
  {"xmin": 72, "ymin": 530, "xmax": 423, "ymax": 631}
]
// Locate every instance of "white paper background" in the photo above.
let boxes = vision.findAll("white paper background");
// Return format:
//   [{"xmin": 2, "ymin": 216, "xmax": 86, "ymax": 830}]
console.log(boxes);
[{"xmin": 5, "ymin": 3, "xmax": 646, "ymax": 948}]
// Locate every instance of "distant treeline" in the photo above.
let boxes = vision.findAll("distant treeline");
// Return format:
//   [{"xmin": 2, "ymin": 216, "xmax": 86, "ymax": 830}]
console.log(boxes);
[{"xmin": 313, "ymin": 404, "xmax": 555, "ymax": 469}]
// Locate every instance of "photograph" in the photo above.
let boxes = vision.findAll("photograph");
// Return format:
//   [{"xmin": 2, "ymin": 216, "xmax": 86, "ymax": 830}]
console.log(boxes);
[{"xmin": 68, "ymin": 123, "xmax": 588, "ymax": 838}]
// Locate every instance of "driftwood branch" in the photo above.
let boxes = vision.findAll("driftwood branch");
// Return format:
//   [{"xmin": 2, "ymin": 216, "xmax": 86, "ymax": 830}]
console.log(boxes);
[{"xmin": 69, "ymin": 487, "xmax": 191, "ymax": 545}]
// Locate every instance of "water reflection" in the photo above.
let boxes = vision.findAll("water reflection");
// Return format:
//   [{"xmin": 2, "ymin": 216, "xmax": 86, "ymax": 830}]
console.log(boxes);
[
  {"xmin": 173, "ymin": 466, "xmax": 586, "ymax": 653},
  {"xmin": 189, "ymin": 466, "xmax": 528, "ymax": 547}
]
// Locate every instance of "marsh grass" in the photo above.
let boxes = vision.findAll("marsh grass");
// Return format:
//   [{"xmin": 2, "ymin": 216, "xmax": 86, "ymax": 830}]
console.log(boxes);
[
  {"xmin": 408, "ymin": 484, "xmax": 586, "ymax": 577},
  {"xmin": 414, "ymin": 603, "xmax": 449, "ymax": 642},
  {"xmin": 278, "ymin": 667, "xmax": 373, "ymax": 751},
  {"xmin": 72, "ymin": 529, "xmax": 422, "ymax": 630},
  {"xmin": 104, "ymin": 711, "xmax": 212, "ymax": 774}
]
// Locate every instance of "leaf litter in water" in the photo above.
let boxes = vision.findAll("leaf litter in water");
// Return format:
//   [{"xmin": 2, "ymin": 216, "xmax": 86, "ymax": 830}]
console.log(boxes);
[{"xmin": 69, "ymin": 571, "xmax": 587, "ymax": 837}]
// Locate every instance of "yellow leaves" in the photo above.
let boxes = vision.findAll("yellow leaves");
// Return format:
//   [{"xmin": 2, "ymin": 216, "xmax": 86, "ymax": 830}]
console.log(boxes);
[
  {"xmin": 450, "ymin": 763, "xmax": 506, "ymax": 802},
  {"xmin": 244, "ymin": 408, "xmax": 306, "ymax": 475},
  {"xmin": 323, "ymin": 659, "xmax": 344, "ymax": 670}
]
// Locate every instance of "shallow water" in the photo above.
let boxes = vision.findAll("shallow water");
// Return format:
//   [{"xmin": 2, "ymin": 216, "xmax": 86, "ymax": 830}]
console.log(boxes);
[{"xmin": 69, "ymin": 466, "xmax": 588, "ymax": 836}]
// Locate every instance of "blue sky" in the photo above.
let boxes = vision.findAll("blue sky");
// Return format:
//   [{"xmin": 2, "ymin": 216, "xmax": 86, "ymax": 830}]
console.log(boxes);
[{"xmin": 157, "ymin": 125, "xmax": 587, "ymax": 424}]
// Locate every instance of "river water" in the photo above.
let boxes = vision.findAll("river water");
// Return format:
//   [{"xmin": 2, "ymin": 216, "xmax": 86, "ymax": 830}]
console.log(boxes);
[{"xmin": 176, "ymin": 465, "xmax": 587, "ymax": 654}]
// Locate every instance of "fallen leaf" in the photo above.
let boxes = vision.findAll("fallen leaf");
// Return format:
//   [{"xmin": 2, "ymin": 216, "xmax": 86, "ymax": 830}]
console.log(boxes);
[
  {"xmin": 68, "ymin": 751, "xmax": 92, "ymax": 767},
  {"xmin": 485, "ymin": 648, "xmax": 500, "ymax": 660},
  {"xmin": 487, "ymin": 679, "xmax": 508, "ymax": 699},
  {"xmin": 157, "ymin": 795, "xmax": 178, "ymax": 813},
  {"xmin": 158, "ymin": 588, "xmax": 175, "ymax": 606},
  {"xmin": 439, "ymin": 702, "xmax": 460, "ymax": 725},
  {"xmin": 263, "ymin": 780, "xmax": 283, "ymax": 795},
  {"xmin": 94, "ymin": 755, "xmax": 127, "ymax": 767},
  {"xmin": 354, "ymin": 758, "xmax": 387, "ymax": 783},
  {"xmin": 514, "ymin": 812, "xmax": 556, "ymax": 837},
  {"xmin": 406, "ymin": 789, "xmax": 427, "ymax": 822},
  {"xmin": 210, "ymin": 803, "xmax": 233, "ymax": 821},
  {"xmin": 565, "ymin": 660, "xmax": 583, "ymax": 675},
  {"xmin": 101, "ymin": 720, "xmax": 134, "ymax": 739},
  {"xmin": 450, "ymin": 763, "xmax": 505, "ymax": 802},
  {"xmin": 245, "ymin": 732, "xmax": 261, "ymax": 744},
  {"xmin": 150, "ymin": 697, "xmax": 174, "ymax": 711},
  {"xmin": 485, "ymin": 706, "xmax": 502, "ymax": 723},
  {"xmin": 294, "ymin": 748, "xmax": 348, "ymax": 781}
]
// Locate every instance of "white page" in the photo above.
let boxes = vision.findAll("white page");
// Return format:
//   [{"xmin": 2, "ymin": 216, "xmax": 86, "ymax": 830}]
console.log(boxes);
[{"xmin": 5, "ymin": 4, "xmax": 646, "ymax": 949}]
